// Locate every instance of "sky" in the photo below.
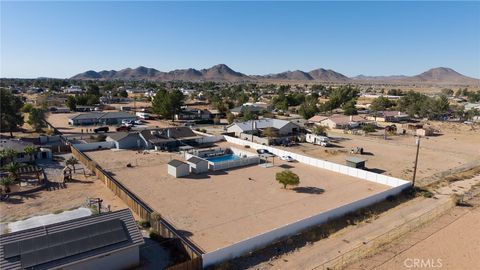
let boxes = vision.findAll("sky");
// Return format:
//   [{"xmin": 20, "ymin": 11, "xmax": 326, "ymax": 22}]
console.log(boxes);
[{"xmin": 1, "ymin": 1, "xmax": 479, "ymax": 79}]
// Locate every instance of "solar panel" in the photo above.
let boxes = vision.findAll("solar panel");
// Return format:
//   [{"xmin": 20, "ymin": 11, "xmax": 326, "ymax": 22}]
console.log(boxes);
[{"xmin": 0, "ymin": 219, "xmax": 128, "ymax": 269}]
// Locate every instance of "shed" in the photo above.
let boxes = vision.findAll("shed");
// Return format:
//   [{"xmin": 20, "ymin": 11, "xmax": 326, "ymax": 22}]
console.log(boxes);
[
  {"xmin": 345, "ymin": 156, "xmax": 367, "ymax": 169},
  {"xmin": 167, "ymin": 159, "xmax": 190, "ymax": 178},
  {"xmin": 186, "ymin": 156, "xmax": 209, "ymax": 174}
]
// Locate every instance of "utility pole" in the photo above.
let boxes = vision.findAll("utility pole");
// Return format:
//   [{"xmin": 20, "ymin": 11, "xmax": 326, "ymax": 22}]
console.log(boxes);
[{"xmin": 412, "ymin": 136, "xmax": 421, "ymax": 187}]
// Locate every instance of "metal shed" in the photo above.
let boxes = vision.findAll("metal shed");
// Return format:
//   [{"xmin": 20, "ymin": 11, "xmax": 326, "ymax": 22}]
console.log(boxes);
[
  {"xmin": 345, "ymin": 156, "xmax": 367, "ymax": 169},
  {"xmin": 167, "ymin": 159, "xmax": 190, "ymax": 178}
]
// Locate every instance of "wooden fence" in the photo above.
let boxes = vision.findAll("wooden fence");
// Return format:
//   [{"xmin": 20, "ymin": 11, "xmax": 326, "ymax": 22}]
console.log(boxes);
[{"xmin": 70, "ymin": 145, "xmax": 204, "ymax": 269}]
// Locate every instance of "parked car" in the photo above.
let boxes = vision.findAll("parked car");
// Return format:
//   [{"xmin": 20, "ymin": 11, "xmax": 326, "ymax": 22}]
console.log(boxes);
[
  {"xmin": 94, "ymin": 126, "xmax": 109, "ymax": 133},
  {"xmin": 116, "ymin": 126, "xmax": 131, "ymax": 132},
  {"xmin": 281, "ymin": 155, "xmax": 295, "ymax": 162},
  {"xmin": 257, "ymin": 149, "xmax": 275, "ymax": 156},
  {"xmin": 134, "ymin": 120, "xmax": 143, "ymax": 125}
]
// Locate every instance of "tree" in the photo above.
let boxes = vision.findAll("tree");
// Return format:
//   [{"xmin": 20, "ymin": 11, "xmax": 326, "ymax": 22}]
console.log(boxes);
[
  {"xmin": 262, "ymin": 127, "xmax": 278, "ymax": 140},
  {"xmin": 342, "ymin": 99, "xmax": 358, "ymax": 115},
  {"xmin": 86, "ymin": 83, "xmax": 100, "ymax": 96},
  {"xmin": 370, "ymin": 96, "xmax": 395, "ymax": 113},
  {"xmin": 28, "ymin": 108, "xmax": 46, "ymax": 131},
  {"xmin": 151, "ymin": 89, "xmax": 184, "ymax": 121},
  {"xmin": 66, "ymin": 96, "xmax": 77, "ymax": 111},
  {"xmin": 0, "ymin": 89, "xmax": 24, "ymax": 137},
  {"xmin": 66, "ymin": 157, "xmax": 79, "ymax": 173},
  {"xmin": 227, "ymin": 112, "xmax": 235, "ymax": 124},
  {"xmin": 24, "ymin": 145, "xmax": 37, "ymax": 163},
  {"xmin": 311, "ymin": 125, "xmax": 328, "ymax": 136},
  {"xmin": 0, "ymin": 176, "xmax": 14, "ymax": 193},
  {"xmin": 276, "ymin": 170, "xmax": 300, "ymax": 189},
  {"xmin": 0, "ymin": 148, "xmax": 17, "ymax": 165},
  {"xmin": 298, "ymin": 96, "xmax": 318, "ymax": 119},
  {"xmin": 21, "ymin": 103, "xmax": 33, "ymax": 113},
  {"xmin": 242, "ymin": 110, "xmax": 256, "ymax": 121},
  {"xmin": 362, "ymin": 124, "xmax": 376, "ymax": 135},
  {"xmin": 118, "ymin": 90, "xmax": 128, "ymax": 98},
  {"xmin": 441, "ymin": 88, "xmax": 454, "ymax": 96},
  {"xmin": 4, "ymin": 162, "xmax": 22, "ymax": 180}
]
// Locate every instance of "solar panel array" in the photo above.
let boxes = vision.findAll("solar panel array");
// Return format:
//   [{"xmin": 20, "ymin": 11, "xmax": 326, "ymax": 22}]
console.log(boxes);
[{"xmin": 3, "ymin": 219, "xmax": 128, "ymax": 269}]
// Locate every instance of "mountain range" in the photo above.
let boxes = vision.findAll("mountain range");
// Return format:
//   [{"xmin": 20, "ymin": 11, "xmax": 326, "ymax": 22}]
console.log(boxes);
[{"xmin": 71, "ymin": 65, "xmax": 479, "ymax": 85}]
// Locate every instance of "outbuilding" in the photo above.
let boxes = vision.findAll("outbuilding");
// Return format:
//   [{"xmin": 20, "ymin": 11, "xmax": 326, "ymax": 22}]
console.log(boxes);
[
  {"xmin": 167, "ymin": 159, "xmax": 190, "ymax": 178},
  {"xmin": 345, "ymin": 156, "xmax": 367, "ymax": 169},
  {"xmin": 186, "ymin": 156, "xmax": 209, "ymax": 174}
]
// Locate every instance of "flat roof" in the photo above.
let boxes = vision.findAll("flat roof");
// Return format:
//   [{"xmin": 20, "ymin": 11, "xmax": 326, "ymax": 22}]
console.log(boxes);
[
  {"xmin": 346, "ymin": 156, "xmax": 367, "ymax": 163},
  {"xmin": 86, "ymin": 143, "xmax": 390, "ymax": 252},
  {"xmin": 0, "ymin": 209, "xmax": 143, "ymax": 270}
]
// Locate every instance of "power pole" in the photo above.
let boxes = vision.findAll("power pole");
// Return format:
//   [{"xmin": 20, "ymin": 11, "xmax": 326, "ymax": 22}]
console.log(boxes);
[{"xmin": 412, "ymin": 136, "xmax": 421, "ymax": 187}]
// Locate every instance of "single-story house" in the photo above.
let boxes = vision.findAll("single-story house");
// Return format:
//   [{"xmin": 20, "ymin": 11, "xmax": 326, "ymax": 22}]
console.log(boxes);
[
  {"xmin": 0, "ymin": 209, "xmax": 144, "ymax": 270},
  {"xmin": 139, "ymin": 127, "xmax": 201, "ymax": 151},
  {"xmin": 227, "ymin": 118, "xmax": 300, "ymax": 137},
  {"xmin": 68, "ymin": 112, "xmax": 137, "ymax": 126},
  {"xmin": 230, "ymin": 104, "xmax": 267, "ymax": 116},
  {"xmin": 308, "ymin": 115, "xmax": 329, "ymax": 124},
  {"xmin": 317, "ymin": 114, "xmax": 368, "ymax": 129},
  {"xmin": 174, "ymin": 108, "xmax": 211, "ymax": 121},
  {"xmin": 106, "ymin": 132, "xmax": 148, "ymax": 149},
  {"xmin": 366, "ymin": 111, "xmax": 410, "ymax": 122},
  {"xmin": 0, "ymin": 139, "xmax": 52, "ymax": 164},
  {"xmin": 167, "ymin": 159, "xmax": 190, "ymax": 178}
]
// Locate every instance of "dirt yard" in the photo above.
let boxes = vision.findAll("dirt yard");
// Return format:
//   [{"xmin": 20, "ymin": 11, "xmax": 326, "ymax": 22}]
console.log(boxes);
[
  {"xmin": 86, "ymin": 144, "xmax": 392, "ymax": 253},
  {"xmin": 284, "ymin": 121, "xmax": 479, "ymax": 182},
  {"xmin": 0, "ymin": 171, "xmax": 128, "ymax": 223}
]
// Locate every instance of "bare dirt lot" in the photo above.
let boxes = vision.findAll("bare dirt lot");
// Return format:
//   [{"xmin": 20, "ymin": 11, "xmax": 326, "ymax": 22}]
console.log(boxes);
[
  {"xmin": 0, "ymin": 172, "xmax": 128, "ymax": 223},
  {"xmin": 284, "ymin": 121, "xmax": 479, "ymax": 181},
  {"xmin": 86, "ymin": 144, "xmax": 391, "ymax": 252}
]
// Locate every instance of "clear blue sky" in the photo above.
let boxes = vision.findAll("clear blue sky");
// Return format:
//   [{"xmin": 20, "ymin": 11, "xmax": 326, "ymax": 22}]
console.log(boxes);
[{"xmin": 1, "ymin": 1, "xmax": 479, "ymax": 79}]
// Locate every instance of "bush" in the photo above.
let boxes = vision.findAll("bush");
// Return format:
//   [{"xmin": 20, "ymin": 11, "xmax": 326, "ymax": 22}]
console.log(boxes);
[{"xmin": 138, "ymin": 220, "xmax": 151, "ymax": 228}]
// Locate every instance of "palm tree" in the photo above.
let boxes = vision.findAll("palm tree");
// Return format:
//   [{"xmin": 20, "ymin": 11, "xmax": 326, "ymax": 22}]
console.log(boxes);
[
  {"xmin": 4, "ymin": 162, "xmax": 22, "ymax": 180},
  {"xmin": 0, "ymin": 176, "xmax": 14, "ymax": 193},
  {"xmin": 0, "ymin": 149, "xmax": 17, "ymax": 165},
  {"xmin": 24, "ymin": 145, "xmax": 37, "ymax": 163},
  {"xmin": 66, "ymin": 157, "xmax": 79, "ymax": 173}
]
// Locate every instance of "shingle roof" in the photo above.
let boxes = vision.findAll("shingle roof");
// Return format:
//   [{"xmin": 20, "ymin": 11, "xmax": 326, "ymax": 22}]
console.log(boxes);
[
  {"xmin": 0, "ymin": 209, "xmax": 143, "ymax": 270},
  {"xmin": 168, "ymin": 159, "xmax": 188, "ymax": 168},
  {"xmin": 107, "ymin": 132, "xmax": 140, "ymax": 142},
  {"xmin": 187, "ymin": 156, "xmax": 206, "ymax": 164},
  {"xmin": 230, "ymin": 118, "xmax": 298, "ymax": 132}
]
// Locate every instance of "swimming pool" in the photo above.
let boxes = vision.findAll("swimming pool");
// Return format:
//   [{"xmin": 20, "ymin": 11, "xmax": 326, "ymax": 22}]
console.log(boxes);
[{"xmin": 206, "ymin": 154, "xmax": 240, "ymax": 163}]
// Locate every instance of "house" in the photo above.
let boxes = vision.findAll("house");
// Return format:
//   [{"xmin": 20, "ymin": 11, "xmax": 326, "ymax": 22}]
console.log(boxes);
[
  {"xmin": 106, "ymin": 132, "xmax": 147, "ymax": 149},
  {"xmin": 227, "ymin": 118, "xmax": 300, "ymax": 137},
  {"xmin": 63, "ymin": 85, "xmax": 83, "ymax": 94},
  {"xmin": 68, "ymin": 112, "xmax": 137, "ymax": 126},
  {"xmin": 230, "ymin": 104, "xmax": 267, "ymax": 116},
  {"xmin": 0, "ymin": 209, "xmax": 144, "ymax": 270},
  {"xmin": 317, "ymin": 114, "xmax": 368, "ymax": 129},
  {"xmin": 174, "ymin": 108, "xmax": 211, "ymax": 121},
  {"xmin": 186, "ymin": 156, "xmax": 209, "ymax": 174},
  {"xmin": 366, "ymin": 111, "xmax": 409, "ymax": 122},
  {"xmin": 167, "ymin": 159, "xmax": 190, "ymax": 178},
  {"xmin": 139, "ymin": 127, "xmax": 201, "ymax": 151},
  {"xmin": 464, "ymin": 102, "xmax": 480, "ymax": 111},
  {"xmin": 308, "ymin": 115, "xmax": 329, "ymax": 124},
  {"xmin": 0, "ymin": 139, "xmax": 52, "ymax": 163}
]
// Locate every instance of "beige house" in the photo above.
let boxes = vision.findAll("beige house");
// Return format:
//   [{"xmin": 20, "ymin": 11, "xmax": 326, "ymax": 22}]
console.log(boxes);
[{"xmin": 317, "ymin": 114, "xmax": 368, "ymax": 129}]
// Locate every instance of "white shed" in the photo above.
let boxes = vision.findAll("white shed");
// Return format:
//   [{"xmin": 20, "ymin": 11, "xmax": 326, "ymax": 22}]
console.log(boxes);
[
  {"xmin": 167, "ymin": 159, "xmax": 190, "ymax": 178},
  {"xmin": 186, "ymin": 156, "xmax": 209, "ymax": 174}
]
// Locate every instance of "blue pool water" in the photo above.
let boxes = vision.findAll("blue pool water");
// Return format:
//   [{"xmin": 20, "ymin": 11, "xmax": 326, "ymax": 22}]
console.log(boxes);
[{"xmin": 206, "ymin": 154, "xmax": 240, "ymax": 163}]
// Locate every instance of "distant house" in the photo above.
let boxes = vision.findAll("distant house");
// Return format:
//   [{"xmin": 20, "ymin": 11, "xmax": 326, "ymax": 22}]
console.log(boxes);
[
  {"xmin": 366, "ymin": 111, "xmax": 409, "ymax": 122},
  {"xmin": 63, "ymin": 85, "xmax": 83, "ymax": 94},
  {"xmin": 227, "ymin": 118, "xmax": 300, "ymax": 137},
  {"xmin": 230, "ymin": 104, "xmax": 267, "ymax": 116},
  {"xmin": 0, "ymin": 209, "xmax": 143, "ymax": 270},
  {"xmin": 68, "ymin": 112, "xmax": 137, "ymax": 126},
  {"xmin": 0, "ymin": 139, "xmax": 51, "ymax": 163},
  {"xmin": 174, "ymin": 108, "xmax": 211, "ymax": 121},
  {"xmin": 308, "ymin": 115, "xmax": 329, "ymax": 124},
  {"xmin": 464, "ymin": 102, "xmax": 480, "ymax": 111},
  {"xmin": 317, "ymin": 114, "xmax": 368, "ymax": 129}
]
